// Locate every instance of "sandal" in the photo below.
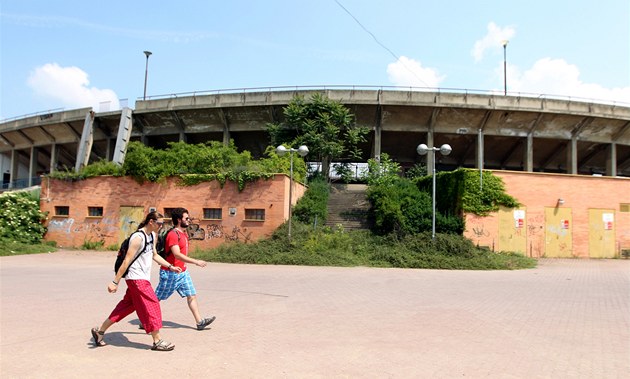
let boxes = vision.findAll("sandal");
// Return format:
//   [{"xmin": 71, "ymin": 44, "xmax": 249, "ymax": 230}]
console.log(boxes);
[
  {"xmin": 91, "ymin": 327, "xmax": 106, "ymax": 347},
  {"xmin": 151, "ymin": 339, "xmax": 175, "ymax": 351}
]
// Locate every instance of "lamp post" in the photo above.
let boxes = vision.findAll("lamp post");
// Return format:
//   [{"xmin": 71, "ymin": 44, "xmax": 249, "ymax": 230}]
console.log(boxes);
[
  {"xmin": 501, "ymin": 40, "xmax": 508, "ymax": 95},
  {"xmin": 416, "ymin": 143, "xmax": 452, "ymax": 239},
  {"xmin": 276, "ymin": 144, "xmax": 309, "ymax": 242},
  {"xmin": 143, "ymin": 50, "xmax": 152, "ymax": 101}
]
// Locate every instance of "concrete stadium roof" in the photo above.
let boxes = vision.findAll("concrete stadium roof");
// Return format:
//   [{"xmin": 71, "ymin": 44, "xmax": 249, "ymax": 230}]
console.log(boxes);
[{"xmin": 2, "ymin": 88, "xmax": 630, "ymax": 179}]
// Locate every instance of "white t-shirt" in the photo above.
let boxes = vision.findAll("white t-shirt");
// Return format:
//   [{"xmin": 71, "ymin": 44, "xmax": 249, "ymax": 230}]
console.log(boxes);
[{"xmin": 125, "ymin": 230, "xmax": 155, "ymax": 281}]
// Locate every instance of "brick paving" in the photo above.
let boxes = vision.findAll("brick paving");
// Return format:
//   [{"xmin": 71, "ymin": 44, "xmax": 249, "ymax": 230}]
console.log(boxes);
[{"xmin": 1, "ymin": 251, "xmax": 628, "ymax": 378}]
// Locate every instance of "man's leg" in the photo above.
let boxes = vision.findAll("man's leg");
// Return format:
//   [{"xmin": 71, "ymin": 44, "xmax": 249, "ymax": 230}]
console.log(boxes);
[
  {"xmin": 186, "ymin": 295, "xmax": 202, "ymax": 323},
  {"xmin": 187, "ymin": 295, "xmax": 216, "ymax": 330}
]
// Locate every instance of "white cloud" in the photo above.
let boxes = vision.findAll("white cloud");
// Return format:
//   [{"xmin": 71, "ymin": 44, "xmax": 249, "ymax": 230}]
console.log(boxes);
[
  {"xmin": 27, "ymin": 63, "xmax": 120, "ymax": 111},
  {"xmin": 386, "ymin": 56, "xmax": 445, "ymax": 88},
  {"xmin": 472, "ymin": 22, "xmax": 515, "ymax": 62},
  {"xmin": 506, "ymin": 58, "xmax": 630, "ymax": 104}
]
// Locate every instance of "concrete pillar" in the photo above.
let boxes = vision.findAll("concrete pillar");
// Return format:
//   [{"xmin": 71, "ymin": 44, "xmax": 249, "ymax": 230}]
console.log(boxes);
[
  {"xmin": 373, "ymin": 123, "xmax": 381, "ymax": 160},
  {"xmin": 222, "ymin": 124, "xmax": 230, "ymax": 146},
  {"xmin": 606, "ymin": 143, "xmax": 617, "ymax": 177},
  {"xmin": 29, "ymin": 146, "xmax": 39, "ymax": 187},
  {"xmin": 113, "ymin": 107, "xmax": 133, "ymax": 165},
  {"xmin": 50, "ymin": 144, "xmax": 58, "ymax": 173},
  {"xmin": 567, "ymin": 138, "xmax": 578, "ymax": 174},
  {"xmin": 75, "ymin": 111, "xmax": 95, "ymax": 172},
  {"xmin": 9, "ymin": 149, "xmax": 18, "ymax": 189},
  {"xmin": 525, "ymin": 134, "xmax": 534, "ymax": 172}
]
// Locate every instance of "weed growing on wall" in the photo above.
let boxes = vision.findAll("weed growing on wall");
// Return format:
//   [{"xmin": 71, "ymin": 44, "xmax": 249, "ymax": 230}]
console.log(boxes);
[{"xmin": 0, "ymin": 191, "xmax": 47, "ymax": 244}]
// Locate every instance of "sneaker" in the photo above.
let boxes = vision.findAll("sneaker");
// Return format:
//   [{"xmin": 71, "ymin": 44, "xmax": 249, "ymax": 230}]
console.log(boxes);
[{"xmin": 196, "ymin": 316, "xmax": 216, "ymax": 330}]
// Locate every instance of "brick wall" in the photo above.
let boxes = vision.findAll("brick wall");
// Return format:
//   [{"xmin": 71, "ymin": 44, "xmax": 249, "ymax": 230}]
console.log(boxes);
[
  {"xmin": 464, "ymin": 171, "xmax": 630, "ymax": 258},
  {"xmin": 40, "ymin": 175, "xmax": 305, "ymax": 250}
]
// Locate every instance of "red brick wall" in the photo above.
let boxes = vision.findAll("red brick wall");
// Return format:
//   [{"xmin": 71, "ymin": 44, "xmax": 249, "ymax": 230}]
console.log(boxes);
[
  {"xmin": 40, "ymin": 175, "xmax": 305, "ymax": 250},
  {"xmin": 464, "ymin": 171, "xmax": 630, "ymax": 258}
]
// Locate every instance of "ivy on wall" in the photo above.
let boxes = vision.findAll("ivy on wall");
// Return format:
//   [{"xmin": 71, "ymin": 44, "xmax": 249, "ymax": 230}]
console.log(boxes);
[
  {"xmin": 414, "ymin": 168, "xmax": 520, "ymax": 217},
  {"xmin": 48, "ymin": 141, "xmax": 305, "ymax": 191}
]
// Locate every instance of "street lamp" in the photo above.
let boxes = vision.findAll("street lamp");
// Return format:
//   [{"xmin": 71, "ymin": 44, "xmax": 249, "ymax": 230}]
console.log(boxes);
[
  {"xmin": 501, "ymin": 40, "xmax": 508, "ymax": 95},
  {"xmin": 143, "ymin": 50, "xmax": 152, "ymax": 101},
  {"xmin": 276, "ymin": 144, "xmax": 309, "ymax": 242},
  {"xmin": 416, "ymin": 143, "xmax": 452, "ymax": 239}
]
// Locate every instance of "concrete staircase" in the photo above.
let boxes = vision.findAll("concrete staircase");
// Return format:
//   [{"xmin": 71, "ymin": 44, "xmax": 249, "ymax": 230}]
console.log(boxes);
[{"xmin": 325, "ymin": 183, "xmax": 372, "ymax": 230}]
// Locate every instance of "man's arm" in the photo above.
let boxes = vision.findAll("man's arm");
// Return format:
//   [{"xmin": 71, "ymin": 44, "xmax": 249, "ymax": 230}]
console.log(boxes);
[{"xmin": 170, "ymin": 231, "xmax": 207, "ymax": 267}]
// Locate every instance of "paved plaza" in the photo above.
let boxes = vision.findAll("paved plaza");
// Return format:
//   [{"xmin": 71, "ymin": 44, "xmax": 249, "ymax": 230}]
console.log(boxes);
[{"xmin": 1, "ymin": 250, "xmax": 629, "ymax": 378}]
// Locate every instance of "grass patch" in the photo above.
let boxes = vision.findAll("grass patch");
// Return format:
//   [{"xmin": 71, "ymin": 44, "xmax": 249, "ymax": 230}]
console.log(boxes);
[
  {"xmin": 0, "ymin": 239, "xmax": 57, "ymax": 256},
  {"xmin": 195, "ymin": 222, "xmax": 537, "ymax": 270}
]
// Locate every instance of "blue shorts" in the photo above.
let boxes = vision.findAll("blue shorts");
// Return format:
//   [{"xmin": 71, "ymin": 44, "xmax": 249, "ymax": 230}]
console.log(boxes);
[{"xmin": 155, "ymin": 270, "xmax": 197, "ymax": 300}]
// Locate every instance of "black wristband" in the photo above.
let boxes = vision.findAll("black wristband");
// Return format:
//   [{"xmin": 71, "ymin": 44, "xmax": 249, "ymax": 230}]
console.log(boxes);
[{"xmin": 112, "ymin": 280, "xmax": 119, "ymax": 285}]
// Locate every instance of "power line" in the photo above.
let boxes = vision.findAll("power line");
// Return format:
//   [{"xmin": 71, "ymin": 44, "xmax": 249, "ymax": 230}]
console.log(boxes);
[{"xmin": 333, "ymin": 0, "xmax": 430, "ymax": 87}]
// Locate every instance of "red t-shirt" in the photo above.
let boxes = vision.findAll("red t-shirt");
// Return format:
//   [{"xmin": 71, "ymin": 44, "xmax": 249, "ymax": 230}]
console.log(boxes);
[{"xmin": 162, "ymin": 228, "xmax": 188, "ymax": 272}]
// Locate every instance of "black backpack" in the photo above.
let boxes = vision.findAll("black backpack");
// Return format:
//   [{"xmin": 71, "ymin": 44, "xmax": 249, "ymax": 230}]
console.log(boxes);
[
  {"xmin": 114, "ymin": 231, "xmax": 149, "ymax": 278},
  {"xmin": 156, "ymin": 227, "xmax": 180, "ymax": 259}
]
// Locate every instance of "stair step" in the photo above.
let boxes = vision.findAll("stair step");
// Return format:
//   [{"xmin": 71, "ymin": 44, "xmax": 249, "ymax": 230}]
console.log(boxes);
[{"xmin": 325, "ymin": 184, "xmax": 372, "ymax": 231}]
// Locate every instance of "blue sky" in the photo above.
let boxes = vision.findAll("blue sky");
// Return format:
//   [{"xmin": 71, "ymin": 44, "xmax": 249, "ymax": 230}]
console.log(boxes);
[{"xmin": 1, "ymin": 0, "xmax": 629, "ymax": 120}]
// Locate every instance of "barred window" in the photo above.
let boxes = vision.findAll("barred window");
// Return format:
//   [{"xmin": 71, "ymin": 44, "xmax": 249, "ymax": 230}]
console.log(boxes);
[
  {"xmin": 203, "ymin": 208, "xmax": 222, "ymax": 220},
  {"xmin": 245, "ymin": 208, "xmax": 265, "ymax": 221},
  {"xmin": 55, "ymin": 206, "xmax": 69, "ymax": 216},
  {"xmin": 88, "ymin": 206, "xmax": 103, "ymax": 217}
]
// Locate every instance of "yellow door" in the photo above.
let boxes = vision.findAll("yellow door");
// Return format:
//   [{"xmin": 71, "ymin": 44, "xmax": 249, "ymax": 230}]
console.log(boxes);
[
  {"xmin": 544, "ymin": 207, "xmax": 573, "ymax": 257},
  {"xmin": 119, "ymin": 206, "xmax": 145, "ymax": 244},
  {"xmin": 588, "ymin": 209, "xmax": 616, "ymax": 258},
  {"xmin": 498, "ymin": 207, "xmax": 527, "ymax": 254}
]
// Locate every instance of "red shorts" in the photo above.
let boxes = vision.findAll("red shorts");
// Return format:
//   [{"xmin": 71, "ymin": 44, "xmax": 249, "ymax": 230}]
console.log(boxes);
[{"xmin": 108, "ymin": 279, "xmax": 162, "ymax": 333}]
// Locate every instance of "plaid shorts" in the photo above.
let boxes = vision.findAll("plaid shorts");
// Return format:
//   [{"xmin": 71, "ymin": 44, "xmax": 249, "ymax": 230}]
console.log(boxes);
[{"xmin": 155, "ymin": 270, "xmax": 197, "ymax": 300}]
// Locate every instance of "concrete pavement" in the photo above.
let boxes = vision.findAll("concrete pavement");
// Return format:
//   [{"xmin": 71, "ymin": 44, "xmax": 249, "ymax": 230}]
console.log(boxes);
[{"xmin": 1, "ymin": 250, "xmax": 629, "ymax": 378}]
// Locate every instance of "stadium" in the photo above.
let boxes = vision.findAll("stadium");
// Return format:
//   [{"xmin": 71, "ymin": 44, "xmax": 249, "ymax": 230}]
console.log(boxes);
[{"xmin": 1, "ymin": 86, "xmax": 629, "ymax": 257}]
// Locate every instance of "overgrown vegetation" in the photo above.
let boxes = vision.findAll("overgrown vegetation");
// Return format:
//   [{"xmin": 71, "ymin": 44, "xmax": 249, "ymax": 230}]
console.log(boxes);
[
  {"xmin": 292, "ymin": 174, "xmax": 329, "ymax": 225},
  {"xmin": 198, "ymin": 222, "xmax": 536, "ymax": 270},
  {"xmin": 0, "ymin": 190, "xmax": 55, "ymax": 256},
  {"xmin": 365, "ymin": 154, "xmax": 464, "ymax": 237},
  {"xmin": 49, "ymin": 141, "xmax": 305, "ymax": 191},
  {"xmin": 414, "ymin": 168, "xmax": 520, "ymax": 217}
]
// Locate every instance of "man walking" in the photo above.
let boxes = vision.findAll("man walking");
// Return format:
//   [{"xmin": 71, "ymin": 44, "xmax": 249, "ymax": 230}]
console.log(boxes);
[{"xmin": 155, "ymin": 207, "xmax": 216, "ymax": 330}]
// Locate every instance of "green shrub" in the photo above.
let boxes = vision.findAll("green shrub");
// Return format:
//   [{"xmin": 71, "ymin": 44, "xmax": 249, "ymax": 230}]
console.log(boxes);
[
  {"xmin": 367, "ymin": 177, "xmax": 463, "ymax": 236},
  {"xmin": 0, "ymin": 191, "xmax": 47, "ymax": 244},
  {"xmin": 81, "ymin": 239, "xmax": 104, "ymax": 250},
  {"xmin": 293, "ymin": 176, "xmax": 329, "ymax": 225}
]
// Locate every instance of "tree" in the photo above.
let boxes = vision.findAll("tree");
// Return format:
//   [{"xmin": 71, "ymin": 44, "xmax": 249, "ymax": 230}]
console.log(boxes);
[{"xmin": 266, "ymin": 93, "xmax": 369, "ymax": 181}]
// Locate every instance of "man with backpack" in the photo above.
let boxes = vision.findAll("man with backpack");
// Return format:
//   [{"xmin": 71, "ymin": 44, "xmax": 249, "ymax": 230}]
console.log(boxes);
[{"xmin": 155, "ymin": 207, "xmax": 216, "ymax": 330}]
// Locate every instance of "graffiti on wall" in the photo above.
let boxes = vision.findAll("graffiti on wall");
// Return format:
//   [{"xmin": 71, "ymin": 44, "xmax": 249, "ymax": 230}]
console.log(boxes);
[
  {"xmin": 183, "ymin": 222, "xmax": 252, "ymax": 243},
  {"xmin": 47, "ymin": 217, "xmax": 116, "ymax": 244}
]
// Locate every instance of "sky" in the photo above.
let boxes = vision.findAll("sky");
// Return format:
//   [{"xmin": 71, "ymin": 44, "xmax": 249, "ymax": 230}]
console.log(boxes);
[{"xmin": 1, "ymin": 0, "xmax": 629, "ymax": 120}]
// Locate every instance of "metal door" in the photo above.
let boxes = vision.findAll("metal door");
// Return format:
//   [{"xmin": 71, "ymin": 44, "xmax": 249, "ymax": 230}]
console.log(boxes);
[
  {"xmin": 544, "ymin": 207, "xmax": 573, "ymax": 257},
  {"xmin": 588, "ymin": 209, "xmax": 615, "ymax": 258},
  {"xmin": 498, "ymin": 207, "xmax": 527, "ymax": 254},
  {"xmin": 118, "ymin": 206, "xmax": 145, "ymax": 244}
]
